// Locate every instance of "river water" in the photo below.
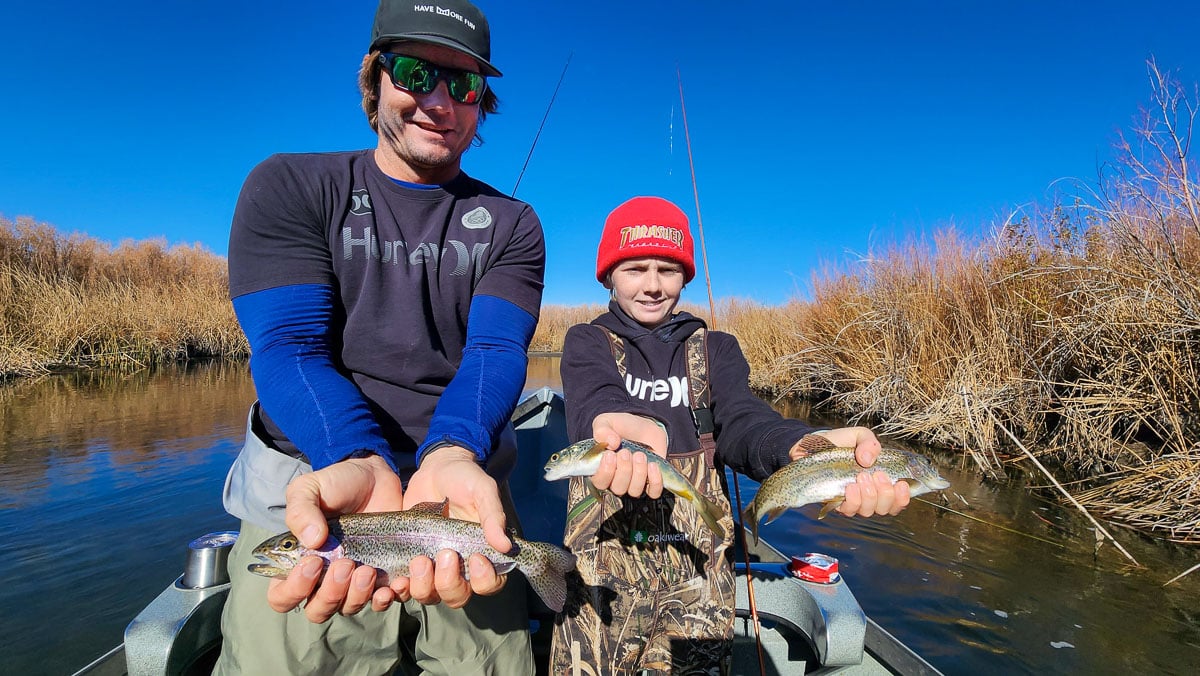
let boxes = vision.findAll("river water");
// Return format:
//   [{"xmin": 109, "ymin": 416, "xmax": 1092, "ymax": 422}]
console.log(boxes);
[{"xmin": 1, "ymin": 358, "xmax": 1197, "ymax": 674}]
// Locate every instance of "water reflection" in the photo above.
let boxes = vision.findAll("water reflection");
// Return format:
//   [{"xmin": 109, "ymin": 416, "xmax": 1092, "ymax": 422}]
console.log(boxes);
[
  {"xmin": 0, "ymin": 361, "xmax": 255, "ymax": 674},
  {"xmin": 1, "ymin": 357, "xmax": 1197, "ymax": 675},
  {"xmin": 523, "ymin": 353, "xmax": 562, "ymax": 393}
]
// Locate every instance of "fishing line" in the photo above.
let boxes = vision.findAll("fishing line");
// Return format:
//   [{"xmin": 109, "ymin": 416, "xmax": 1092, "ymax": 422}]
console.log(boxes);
[
  {"xmin": 676, "ymin": 64, "xmax": 767, "ymax": 676},
  {"xmin": 913, "ymin": 497, "xmax": 1066, "ymax": 547},
  {"xmin": 511, "ymin": 53, "xmax": 572, "ymax": 198}
]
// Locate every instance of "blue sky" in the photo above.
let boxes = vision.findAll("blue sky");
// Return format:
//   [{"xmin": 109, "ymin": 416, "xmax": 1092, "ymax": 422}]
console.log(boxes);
[{"xmin": 2, "ymin": 1, "xmax": 1198, "ymax": 305}]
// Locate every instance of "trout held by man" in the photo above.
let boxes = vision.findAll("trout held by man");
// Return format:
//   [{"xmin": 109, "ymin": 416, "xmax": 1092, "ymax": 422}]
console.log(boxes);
[
  {"xmin": 742, "ymin": 446, "xmax": 950, "ymax": 544},
  {"xmin": 543, "ymin": 438, "xmax": 727, "ymax": 540},
  {"xmin": 246, "ymin": 500, "xmax": 578, "ymax": 612}
]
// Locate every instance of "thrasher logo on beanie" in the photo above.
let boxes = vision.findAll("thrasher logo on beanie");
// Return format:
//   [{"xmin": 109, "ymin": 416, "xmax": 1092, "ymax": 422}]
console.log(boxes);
[{"xmin": 596, "ymin": 196, "xmax": 696, "ymax": 283}]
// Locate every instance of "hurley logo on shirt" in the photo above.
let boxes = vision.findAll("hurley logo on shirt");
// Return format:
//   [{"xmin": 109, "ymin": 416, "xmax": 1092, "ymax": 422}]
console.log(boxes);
[
  {"xmin": 339, "ymin": 192, "xmax": 493, "ymax": 281},
  {"xmin": 623, "ymin": 374, "xmax": 691, "ymax": 408},
  {"xmin": 350, "ymin": 189, "xmax": 373, "ymax": 216},
  {"xmin": 340, "ymin": 225, "xmax": 489, "ymax": 281}
]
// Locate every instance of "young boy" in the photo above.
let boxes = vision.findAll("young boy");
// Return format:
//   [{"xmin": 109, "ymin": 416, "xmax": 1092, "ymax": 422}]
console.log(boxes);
[{"xmin": 549, "ymin": 196, "xmax": 911, "ymax": 674}]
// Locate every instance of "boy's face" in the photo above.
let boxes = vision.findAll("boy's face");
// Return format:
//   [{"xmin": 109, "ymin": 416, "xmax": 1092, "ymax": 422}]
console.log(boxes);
[{"xmin": 607, "ymin": 257, "xmax": 685, "ymax": 329}]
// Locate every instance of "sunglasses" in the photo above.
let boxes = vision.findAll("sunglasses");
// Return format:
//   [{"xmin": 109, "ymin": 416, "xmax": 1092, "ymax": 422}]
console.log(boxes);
[{"xmin": 378, "ymin": 53, "xmax": 487, "ymax": 105}]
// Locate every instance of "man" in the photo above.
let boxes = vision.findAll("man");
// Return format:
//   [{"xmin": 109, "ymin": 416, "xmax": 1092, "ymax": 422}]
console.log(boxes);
[{"xmin": 215, "ymin": 1, "xmax": 545, "ymax": 673}]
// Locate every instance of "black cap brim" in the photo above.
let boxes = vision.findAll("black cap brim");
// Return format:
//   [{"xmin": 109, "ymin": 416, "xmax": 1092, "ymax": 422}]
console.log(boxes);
[{"xmin": 370, "ymin": 34, "xmax": 502, "ymax": 77}]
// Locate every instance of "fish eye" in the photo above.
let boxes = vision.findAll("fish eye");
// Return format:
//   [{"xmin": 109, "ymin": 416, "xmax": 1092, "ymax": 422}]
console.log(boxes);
[
  {"xmin": 280, "ymin": 539, "xmax": 296, "ymax": 550},
  {"xmin": 548, "ymin": 453, "xmax": 558, "ymax": 462}
]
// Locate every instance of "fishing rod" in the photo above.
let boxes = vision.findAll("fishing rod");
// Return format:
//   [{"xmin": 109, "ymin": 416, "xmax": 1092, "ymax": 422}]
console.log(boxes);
[
  {"xmin": 511, "ymin": 52, "xmax": 573, "ymax": 198},
  {"xmin": 675, "ymin": 66, "xmax": 718, "ymax": 329},
  {"xmin": 676, "ymin": 65, "xmax": 768, "ymax": 676}
]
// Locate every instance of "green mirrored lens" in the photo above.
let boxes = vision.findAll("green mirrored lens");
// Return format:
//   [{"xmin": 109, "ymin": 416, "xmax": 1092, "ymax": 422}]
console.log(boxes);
[
  {"xmin": 392, "ymin": 56, "xmax": 435, "ymax": 94},
  {"xmin": 448, "ymin": 72, "xmax": 485, "ymax": 104},
  {"xmin": 382, "ymin": 54, "xmax": 485, "ymax": 104}
]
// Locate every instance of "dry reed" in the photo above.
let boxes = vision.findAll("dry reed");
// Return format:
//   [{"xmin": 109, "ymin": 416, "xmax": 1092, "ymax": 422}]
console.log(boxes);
[
  {"xmin": 530, "ymin": 303, "xmax": 605, "ymax": 352},
  {"xmin": 0, "ymin": 218, "xmax": 246, "ymax": 378}
]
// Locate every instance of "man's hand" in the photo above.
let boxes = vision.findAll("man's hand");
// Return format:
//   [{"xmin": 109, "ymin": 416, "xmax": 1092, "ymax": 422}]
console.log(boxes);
[
  {"xmin": 268, "ymin": 454, "xmax": 405, "ymax": 622},
  {"xmin": 396, "ymin": 445, "xmax": 509, "ymax": 608},
  {"xmin": 803, "ymin": 427, "xmax": 911, "ymax": 518},
  {"xmin": 589, "ymin": 412, "xmax": 667, "ymax": 499}
]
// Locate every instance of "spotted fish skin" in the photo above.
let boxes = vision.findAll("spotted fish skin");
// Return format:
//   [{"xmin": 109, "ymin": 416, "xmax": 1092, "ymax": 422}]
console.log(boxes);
[
  {"xmin": 742, "ymin": 447, "xmax": 950, "ymax": 544},
  {"xmin": 247, "ymin": 501, "xmax": 577, "ymax": 613},
  {"xmin": 543, "ymin": 438, "xmax": 727, "ymax": 540}
]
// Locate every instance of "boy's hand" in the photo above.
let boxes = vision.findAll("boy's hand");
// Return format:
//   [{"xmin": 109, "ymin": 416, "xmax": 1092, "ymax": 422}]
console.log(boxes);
[{"xmin": 590, "ymin": 412, "xmax": 667, "ymax": 498}]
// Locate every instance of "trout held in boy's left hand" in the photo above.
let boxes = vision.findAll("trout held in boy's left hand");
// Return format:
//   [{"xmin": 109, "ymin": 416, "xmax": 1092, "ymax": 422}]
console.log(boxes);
[
  {"xmin": 543, "ymin": 438, "xmax": 727, "ymax": 540},
  {"xmin": 247, "ymin": 500, "xmax": 578, "ymax": 612},
  {"xmin": 742, "ymin": 447, "xmax": 950, "ymax": 544}
]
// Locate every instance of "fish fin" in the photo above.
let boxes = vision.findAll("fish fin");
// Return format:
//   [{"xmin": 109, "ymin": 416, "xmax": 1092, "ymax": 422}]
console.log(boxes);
[
  {"xmin": 492, "ymin": 561, "xmax": 518, "ymax": 576},
  {"xmin": 408, "ymin": 499, "xmax": 451, "ymax": 517},
  {"xmin": 587, "ymin": 482, "xmax": 604, "ymax": 504},
  {"xmin": 740, "ymin": 502, "xmax": 755, "ymax": 527},
  {"xmin": 797, "ymin": 432, "xmax": 840, "ymax": 454},
  {"xmin": 817, "ymin": 499, "xmax": 844, "ymax": 520},
  {"xmin": 697, "ymin": 494, "xmax": 727, "ymax": 541},
  {"xmin": 763, "ymin": 506, "xmax": 788, "ymax": 526}
]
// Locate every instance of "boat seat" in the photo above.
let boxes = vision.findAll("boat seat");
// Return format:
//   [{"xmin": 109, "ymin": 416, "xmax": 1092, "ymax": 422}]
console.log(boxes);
[{"xmin": 732, "ymin": 561, "xmax": 870, "ymax": 673}]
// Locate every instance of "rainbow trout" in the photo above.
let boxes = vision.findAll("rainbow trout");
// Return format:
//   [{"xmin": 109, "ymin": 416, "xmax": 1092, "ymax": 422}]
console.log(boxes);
[
  {"xmin": 543, "ymin": 438, "xmax": 727, "ymax": 540},
  {"xmin": 742, "ymin": 447, "xmax": 950, "ymax": 544},
  {"xmin": 247, "ymin": 500, "xmax": 577, "ymax": 612}
]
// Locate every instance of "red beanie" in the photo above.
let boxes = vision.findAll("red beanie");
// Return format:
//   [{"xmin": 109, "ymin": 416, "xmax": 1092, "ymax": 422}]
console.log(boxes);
[{"xmin": 595, "ymin": 196, "xmax": 695, "ymax": 283}]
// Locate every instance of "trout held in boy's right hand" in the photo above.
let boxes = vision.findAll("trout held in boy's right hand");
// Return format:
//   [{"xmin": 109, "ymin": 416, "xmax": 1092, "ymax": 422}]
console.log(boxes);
[
  {"xmin": 742, "ymin": 447, "xmax": 950, "ymax": 544},
  {"xmin": 544, "ymin": 438, "xmax": 727, "ymax": 540}
]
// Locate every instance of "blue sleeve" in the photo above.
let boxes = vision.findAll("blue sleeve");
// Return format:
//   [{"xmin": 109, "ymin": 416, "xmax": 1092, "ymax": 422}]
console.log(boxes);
[
  {"xmin": 232, "ymin": 284, "xmax": 397, "ymax": 472},
  {"xmin": 416, "ymin": 294, "xmax": 536, "ymax": 465}
]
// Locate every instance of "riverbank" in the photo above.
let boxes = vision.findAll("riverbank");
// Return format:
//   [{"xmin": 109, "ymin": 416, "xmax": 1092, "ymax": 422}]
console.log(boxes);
[{"xmin": 0, "ymin": 219, "xmax": 247, "ymax": 377}]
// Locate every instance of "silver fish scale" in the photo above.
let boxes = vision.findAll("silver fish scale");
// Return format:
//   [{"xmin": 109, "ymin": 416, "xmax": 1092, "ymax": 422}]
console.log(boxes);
[{"xmin": 326, "ymin": 511, "xmax": 525, "ymax": 575}]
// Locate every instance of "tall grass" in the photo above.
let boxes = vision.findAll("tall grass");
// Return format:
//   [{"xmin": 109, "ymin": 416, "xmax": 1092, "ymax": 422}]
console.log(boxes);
[
  {"xmin": 0, "ymin": 218, "xmax": 246, "ymax": 378},
  {"xmin": 530, "ymin": 303, "xmax": 606, "ymax": 352}
]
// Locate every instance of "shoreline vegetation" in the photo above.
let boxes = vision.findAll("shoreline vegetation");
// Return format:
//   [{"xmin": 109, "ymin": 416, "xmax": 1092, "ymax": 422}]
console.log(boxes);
[{"xmin": 2, "ymin": 63, "xmax": 1196, "ymax": 547}]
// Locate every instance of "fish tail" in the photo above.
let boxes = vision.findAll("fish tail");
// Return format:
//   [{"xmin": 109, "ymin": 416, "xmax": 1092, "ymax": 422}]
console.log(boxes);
[
  {"xmin": 695, "ymin": 493, "xmax": 727, "ymax": 541},
  {"xmin": 519, "ymin": 542, "xmax": 577, "ymax": 613},
  {"xmin": 741, "ymin": 500, "xmax": 760, "ymax": 546}
]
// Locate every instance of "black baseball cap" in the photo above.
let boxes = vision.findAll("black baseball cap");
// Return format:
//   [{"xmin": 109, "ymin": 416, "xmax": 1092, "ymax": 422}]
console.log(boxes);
[{"xmin": 370, "ymin": 0, "xmax": 502, "ymax": 77}]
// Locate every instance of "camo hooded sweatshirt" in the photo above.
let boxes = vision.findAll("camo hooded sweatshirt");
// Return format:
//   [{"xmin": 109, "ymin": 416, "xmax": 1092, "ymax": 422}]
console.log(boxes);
[{"xmin": 560, "ymin": 301, "xmax": 818, "ymax": 482}]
